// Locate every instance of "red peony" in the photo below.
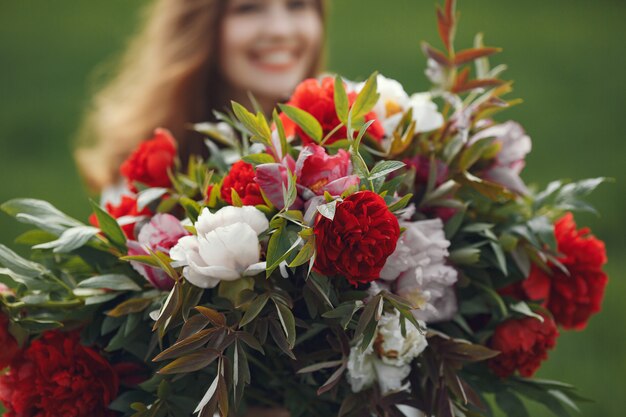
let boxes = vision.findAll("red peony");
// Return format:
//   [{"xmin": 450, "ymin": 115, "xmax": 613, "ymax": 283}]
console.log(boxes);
[
  {"xmin": 281, "ymin": 77, "xmax": 384, "ymax": 145},
  {"xmin": 314, "ymin": 191, "xmax": 400, "ymax": 285},
  {"xmin": 521, "ymin": 213, "xmax": 608, "ymax": 330},
  {"xmin": 120, "ymin": 128, "xmax": 177, "ymax": 191},
  {"xmin": 0, "ymin": 313, "xmax": 20, "ymax": 369},
  {"xmin": 89, "ymin": 195, "xmax": 152, "ymax": 239},
  {"xmin": 0, "ymin": 330, "xmax": 119, "ymax": 417},
  {"xmin": 221, "ymin": 161, "xmax": 265, "ymax": 206},
  {"xmin": 488, "ymin": 315, "xmax": 558, "ymax": 378}
]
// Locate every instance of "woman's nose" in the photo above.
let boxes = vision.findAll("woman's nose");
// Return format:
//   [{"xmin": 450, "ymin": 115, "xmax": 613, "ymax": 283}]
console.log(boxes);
[{"xmin": 261, "ymin": 3, "xmax": 297, "ymax": 39}]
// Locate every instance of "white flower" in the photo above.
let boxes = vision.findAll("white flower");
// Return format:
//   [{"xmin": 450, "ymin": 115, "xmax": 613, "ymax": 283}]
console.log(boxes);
[
  {"xmin": 170, "ymin": 207, "xmax": 269, "ymax": 289},
  {"xmin": 469, "ymin": 121, "xmax": 532, "ymax": 195},
  {"xmin": 356, "ymin": 74, "xmax": 444, "ymax": 137},
  {"xmin": 408, "ymin": 92, "xmax": 445, "ymax": 133},
  {"xmin": 380, "ymin": 218, "xmax": 458, "ymax": 323},
  {"xmin": 425, "ymin": 58, "xmax": 447, "ymax": 87},
  {"xmin": 347, "ymin": 310, "xmax": 427, "ymax": 394}
]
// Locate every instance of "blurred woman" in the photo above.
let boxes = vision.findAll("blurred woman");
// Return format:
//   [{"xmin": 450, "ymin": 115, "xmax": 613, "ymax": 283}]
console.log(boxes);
[{"xmin": 76, "ymin": 0, "xmax": 326, "ymax": 192}]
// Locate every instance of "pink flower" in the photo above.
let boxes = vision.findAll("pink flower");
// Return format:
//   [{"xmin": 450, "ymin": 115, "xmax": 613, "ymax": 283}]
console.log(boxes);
[
  {"xmin": 255, "ymin": 145, "xmax": 358, "ymax": 210},
  {"xmin": 127, "ymin": 214, "xmax": 190, "ymax": 290},
  {"xmin": 295, "ymin": 144, "xmax": 359, "ymax": 199},
  {"xmin": 254, "ymin": 156, "xmax": 303, "ymax": 211},
  {"xmin": 470, "ymin": 121, "xmax": 532, "ymax": 194}
]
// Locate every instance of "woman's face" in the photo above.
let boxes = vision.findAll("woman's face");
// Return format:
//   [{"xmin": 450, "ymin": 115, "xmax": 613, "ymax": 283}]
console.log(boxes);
[{"xmin": 219, "ymin": 0, "xmax": 323, "ymax": 108}]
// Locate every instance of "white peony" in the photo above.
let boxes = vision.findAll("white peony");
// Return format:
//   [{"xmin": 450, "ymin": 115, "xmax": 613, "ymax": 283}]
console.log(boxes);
[
  {"xmin": 347, "ymin": 310, "xmax": 427, "ymax": 394},
  {"xmin": 408, "ymin": 92, "xmax": 445, "ymax": 133},
  {"xmin": 469, "ymin": 121, "xmax": 532, "ymax": 195},
  {"xmin": 170, "ymin": 207, "xmax": 269, "ymax": 289},
  {"xmin": 380, "ymin": 218, "xmax": 458, "ymax": 323},
  {"xmin": 356, "ymin": 74, "xmax": 444, "ymax": 137}
]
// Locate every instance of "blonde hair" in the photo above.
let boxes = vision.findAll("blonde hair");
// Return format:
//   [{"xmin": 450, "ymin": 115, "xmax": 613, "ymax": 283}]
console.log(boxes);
[{"xmin": 76, "ymin": 0, "xmax": 327, "ymax": 191}]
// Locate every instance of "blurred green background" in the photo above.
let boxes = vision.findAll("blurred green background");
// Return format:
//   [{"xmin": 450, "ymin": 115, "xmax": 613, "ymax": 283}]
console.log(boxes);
[{"xmin": 0, "ymin": 0, "xmax": 624, "ymax": 415}]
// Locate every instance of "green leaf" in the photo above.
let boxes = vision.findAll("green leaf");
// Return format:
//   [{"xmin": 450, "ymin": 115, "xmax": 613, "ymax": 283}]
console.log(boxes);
[
  {"xmin": 106, "ymin": 298, "xmax": 153, "ymax": 317},
  {"xmin": 510, "ymin": 301, "xmax": 545, "ymax": 322},
  {"xmin": 354, "ymin": 294, "xmax": 382, "ymax": 342},
  {"xmin": 298, "ymin": 359, "xmax": 344, "ymax": 374},
  {"xmin": 459, "ymin": 137, "xmax": 495, "ymax": 171},
  {"xmin": 137, "ymin": 188, "xmax": 169, "ymax": 210},
  {"xmin": 351, "ymin": 72, "xmax": 379, "ymax": 120},
  {"xmin": 443, "ymin": 134, "xmax": 465, "ymax": 164},
  {"xmin": 231, "ymin": 101, "xmax": 271, "ymax": 145},
  {"xmin": 279, "ymin": 104, "xmax": 323, "ymax": 143},
  {"xmin": 90, "ymin": 200, "xmax": 127, "ymax": 250},
  {"xmin": 19, "ymin": 318, "xmax": 63, "ymax": 332},
  {"xmin": 241, "ymin": 153, "xmax": 276, "ymax": 166},
  {"xmin": 274, "ymin": 300, "xmax": 296, "ymax": 348},
  {"xmin": 528, "ymin": 216, "xmax": 557, "ymax": 251},
  {"xmin": 317, "ymin": 200, "xmax": 338, "ymax": 221},
  {"xmin": 388, "ymin": 194, "xmax": 413, "ymax": 212},
  {"xmin": 350, "ymin": 152, "xmax": 370, "ymax": 179},
  {"xmin": 266, "ymin": 223, "xmax": 300, "ymax": 275},
  {"xmin": 0, "ymin": 244, "xmax": 49, "ymax": 278},
  {"xmin": 14, "ymin": 229, "xmax": 57, "ymax": 246},
  {"xmin": 239, "ymin": 293, "xmax": 270, "ymax": 327},
  {"xmin": 179, "ymin": 197, "xmax": 202, "ymax": 223},
  {"xmin": 78, "ymin": 274, "xmax": 142, "ymax": 292},
  {"xmin": 495, "ymin": 391, "xmax": 529, "ymax": 417},
  {"xmin": 334, "ymin": 75, "xmax": 350, "ymax": 123},
  {"xmin": 120, "ymin": 255, "xmax": 161, "ymax": 268},
  {"xmin": 489, "ymin": 241, "xmax": 508, "ymax": 275},
  {"xmin": 288, "ymin": 238, "xmax": 316, "ymax": 268},
  {"xmin": 368, "ymin": 160, "xmax": 406, "ymax": 181},
  {"xmin": 272, "ymin": 109, "xmax": 288, "ymax": 158},
  {"xmin": 1, "ymin": 198, "xmax": 83, "ymax": 235},
  {"xmin": 32, "ymin": 226, "xmax": 99, "ymax": 253}
]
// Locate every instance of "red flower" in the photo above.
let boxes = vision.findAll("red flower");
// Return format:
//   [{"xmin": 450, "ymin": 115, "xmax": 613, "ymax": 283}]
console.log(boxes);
[
  {"xmin": 522, "ymin": 213, "xmax": 608, "ymax": 330},
  {"xmin": 0, "ymin": 313, "xmax": 20, "ymax": 369},
  {"xmin": 488, "ymin": 315, "xmax": 558, "ymax": 378},
  {"xmin": 221, "ymin": 161, "xmax": 265, "ymax": 206},
  {"xmin": 281, "ymin": 77, "xmax": 384, "ymax": 145},
  {"xmin": 314, "ymin": 191, "xmax": 400, "ymax": 285},
  {"xmin": 0, "ymin": 330, "xmax": 119, "ymax": 417},
  {"xmin": 120, "ymin": 128, "xmax": 177, "ymax": 191},
  {"xmin": 89, "ymin": 195, "xmax": 152, "ymax": 239}
]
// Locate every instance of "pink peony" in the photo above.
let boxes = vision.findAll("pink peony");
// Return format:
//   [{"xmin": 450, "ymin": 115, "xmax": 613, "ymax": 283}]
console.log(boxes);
[
  {"xmin": 127, "ymin": 214, "xmax": 190, "ymax": 290},
  {"xmin": 255, "ymin": 145, "xmax": 358, "ymax": 210},
  {"xmin": 295, "ymin": 144, "xmax": 359, "ymax": 199}
]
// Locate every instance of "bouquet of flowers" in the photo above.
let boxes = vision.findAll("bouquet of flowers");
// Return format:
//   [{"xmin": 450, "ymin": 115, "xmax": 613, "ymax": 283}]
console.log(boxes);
[{"xmin": 0, "ymin": 2, "xmax": 608, "ymax": 416}]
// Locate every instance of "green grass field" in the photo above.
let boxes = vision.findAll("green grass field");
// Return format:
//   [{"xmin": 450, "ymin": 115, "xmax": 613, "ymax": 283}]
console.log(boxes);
[{"xmin": 1, "ymin": 0, "xmax": 624, "ymax": 415}]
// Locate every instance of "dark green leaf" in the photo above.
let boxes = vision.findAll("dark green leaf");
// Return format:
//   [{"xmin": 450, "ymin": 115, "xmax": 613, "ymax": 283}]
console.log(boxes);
[
  {"xmin": 90, "ymin": 200, "xmax": 127, "ymax": 250},
  {"xmin": 239, "ymin": 293, "xmax": 270, "ymax": 327}
]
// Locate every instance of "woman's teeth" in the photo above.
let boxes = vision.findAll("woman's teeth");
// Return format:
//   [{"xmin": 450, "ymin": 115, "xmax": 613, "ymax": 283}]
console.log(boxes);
[{"xmin": 256, "ymin": 51, "xmax": 295, "ymax": 66}]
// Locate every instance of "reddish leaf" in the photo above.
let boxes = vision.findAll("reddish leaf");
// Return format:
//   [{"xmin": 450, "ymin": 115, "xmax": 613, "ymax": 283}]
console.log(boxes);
[
  {"xmin": 454, "ymin": 47, "xmax": 502, "ymax": 66},
  {"xmin": 316, "ymin": 362, "xmax": 347, "ymax": 396},
  {"xmin": 152, "ymin": 328, "xmax": 217, "ymax": 362},
  {"xmin": 195, "ymin": 306, "xmax": 226, "ymax": 327},
  {"xmin": 158, "ymin": 349, "xmax": 220, "ymax": 374},
  {"xmin": 452, "ymin": 78, "xmax": 505, "ymax": 94},
  {"xmin": 421, "ymin": 42, "xmax": 451, "ymax": 67}
]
